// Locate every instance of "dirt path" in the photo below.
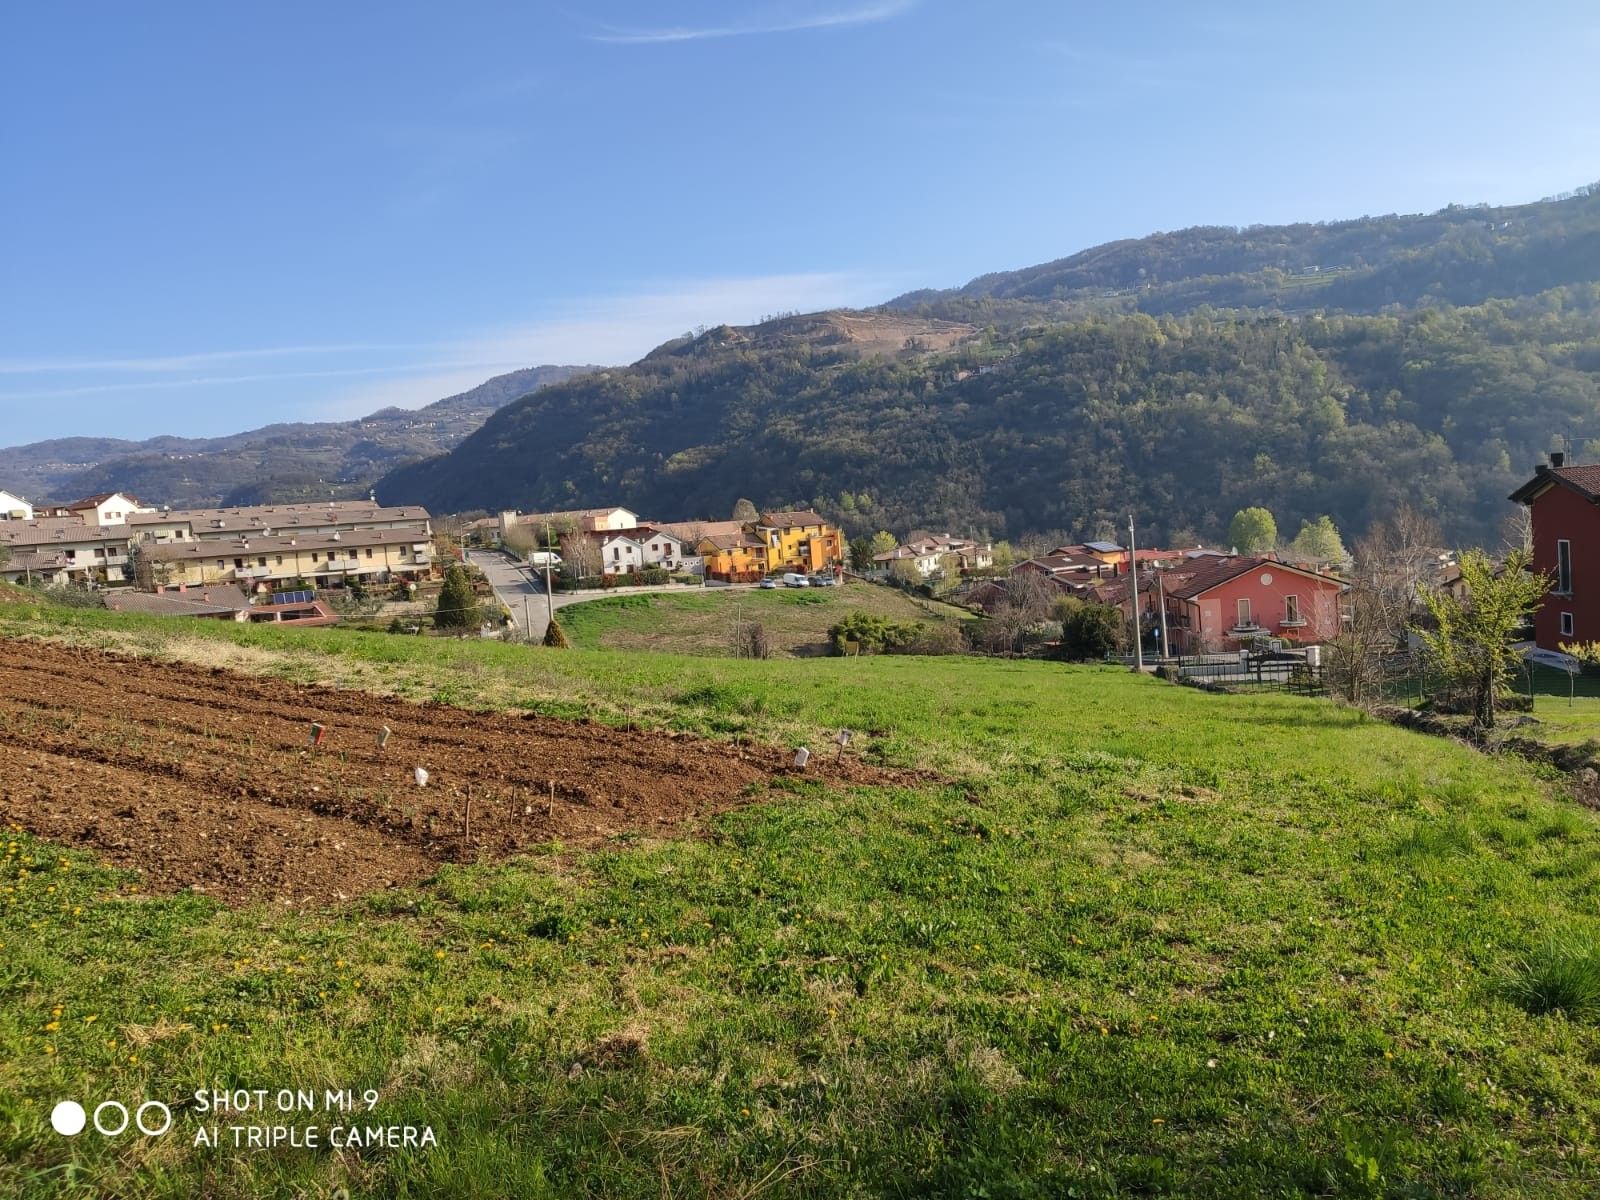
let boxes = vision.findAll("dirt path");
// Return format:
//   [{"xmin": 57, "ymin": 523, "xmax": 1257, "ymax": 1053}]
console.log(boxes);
[{"xmin": 0, "ymin": 639, "xmax": 897, "ymax": 906}]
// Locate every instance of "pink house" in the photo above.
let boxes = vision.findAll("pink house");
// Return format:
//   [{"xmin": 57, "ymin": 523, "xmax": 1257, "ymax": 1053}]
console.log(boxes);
[{"xmin": 1163, "ymin": 556, "xmax": 1344, "ymax": 653}]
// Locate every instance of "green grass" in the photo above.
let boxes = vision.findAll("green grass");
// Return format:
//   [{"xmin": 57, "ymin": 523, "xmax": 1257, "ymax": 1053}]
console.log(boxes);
[
  {"xmin": 554, "ymin": 581, "xmax": 972, "ymax": 657},
  {"xmin": 3, "ymin": 599, "xmax": 1600, "ymax": 1197}
]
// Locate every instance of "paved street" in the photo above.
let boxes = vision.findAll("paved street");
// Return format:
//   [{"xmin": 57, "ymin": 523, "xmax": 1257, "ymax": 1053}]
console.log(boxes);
[
  {"xmin": 466, "ymin": 550, "xmax": 555, "ymax": 640},
  {"xmin": 466, "ymin": 549, "xmax": 756, "ymax": 643}
]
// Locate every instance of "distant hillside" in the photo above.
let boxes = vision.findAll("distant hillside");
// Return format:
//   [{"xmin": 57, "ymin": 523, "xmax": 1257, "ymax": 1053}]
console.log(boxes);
[
  {"xmin": 892, "ymin": 183, "xmax": 1600, "ymax": 319},
  {"xmin": 0, "ymin": 365, "xmax": 594, "ymax": 507},
  {"xmin": 378, "ymin": 286, "xmax": 1600, "ymax": 549}
]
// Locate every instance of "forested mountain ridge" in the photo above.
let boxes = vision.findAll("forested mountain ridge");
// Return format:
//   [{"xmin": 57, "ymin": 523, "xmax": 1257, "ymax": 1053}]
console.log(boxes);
[
  {"xmin": 0, "ymin": 365, "xmax": 594, "ymax": 507},
  {"xmin": 379, "ymin": 285, "xmax": 1600, "ymax": 548},
  {"xmin": 892, "ymin": 183, "xmax": 1600, "ymax": 319}
]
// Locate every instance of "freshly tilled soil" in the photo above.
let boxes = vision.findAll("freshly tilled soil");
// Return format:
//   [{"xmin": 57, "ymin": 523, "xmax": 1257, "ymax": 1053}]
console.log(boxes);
[{"xmin": 0, "ymin": 639, "xmax": 897, "ymax": 906}]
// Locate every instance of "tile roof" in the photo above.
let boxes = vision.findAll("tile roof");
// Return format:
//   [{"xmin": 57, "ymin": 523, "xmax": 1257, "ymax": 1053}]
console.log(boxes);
[
  {"xmin": 654, "ymin": 519, "xmax": 746, "ymax": 540},
  {"xmin": 0, "ymin": 519, "xmax": 130, "ymax": 548},
  {"xmin": 1509, "ymin": 463, "xmax": 1600, "ymax": 504},
  {"xmin": 1163, "ymin": 556, "xmax": 1345, "ymax": 600},
  {"xmin": 106, "ymin": 586, "xmax": 252, "ymax": 617},
  {"xmin": 759, "ymin": 510, "xmax": 830, "ymax": 529},
  {"xmin": 143, "ymin": 527, "xmax": 429, "ymax": 560},
  {"xmin": 131, "ymin": 502, "xmax": 430, "ymax": 529},
  {"xmin": 65, "ymin": 492, "xmax": 143, "ymax": 509}
]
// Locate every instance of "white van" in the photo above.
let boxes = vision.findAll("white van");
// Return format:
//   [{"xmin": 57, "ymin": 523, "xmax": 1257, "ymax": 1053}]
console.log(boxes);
[{"xmin": 781, "ymin": 572, "xmax": 810, "ymax": 588}]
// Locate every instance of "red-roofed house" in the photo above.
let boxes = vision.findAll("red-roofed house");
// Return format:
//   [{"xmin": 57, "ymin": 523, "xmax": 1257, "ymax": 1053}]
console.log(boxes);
[
  {"xmin": 1510, "ymin": 451, "xmax": 1600, "ymax": 649},
  {"xmin": 1162, "ymin": 556, "xmax": 1345, "ymax": 653}
]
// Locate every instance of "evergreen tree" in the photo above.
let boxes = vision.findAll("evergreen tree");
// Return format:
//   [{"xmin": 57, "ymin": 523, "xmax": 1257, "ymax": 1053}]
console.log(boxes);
[{"xmin": 434, "ymin": 563, "xmax": 479, "ymax": 630}]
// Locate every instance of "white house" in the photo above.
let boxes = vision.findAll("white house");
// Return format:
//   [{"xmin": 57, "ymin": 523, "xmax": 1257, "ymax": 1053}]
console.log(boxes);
[
  {"xmin": 594, "ymin": 526, "xmax": 687, "ymax": 575},
  {"xmin": 875, "ymin": 534, "xmax": 994, "ymax": 578},
  {"xmin": 0, "ymin": 490, "xmax": 33, "ymax": 520},
  {"xmin": 64, "ymin": 492, "xmax": 152, "ymax": 526}
]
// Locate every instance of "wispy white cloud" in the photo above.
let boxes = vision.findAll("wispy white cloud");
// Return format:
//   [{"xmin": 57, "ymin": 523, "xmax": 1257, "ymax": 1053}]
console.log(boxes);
[
  {"xmin": 0, "ymin": 271, "xmax": 893, "ymax": 419},
  {"xmin": 591, "ymin": 0, "xmax": 915, "ymax": 44},
  {"xmin": 315, "ymin": 270, "xmax": 891, "ymax": 419},
  {"xmin": 0, "ymin": 344, "xmax": 433, "ymax": 376}
]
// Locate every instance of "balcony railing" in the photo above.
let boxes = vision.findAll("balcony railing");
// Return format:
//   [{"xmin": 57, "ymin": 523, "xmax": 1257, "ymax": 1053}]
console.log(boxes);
[
  {"xmin": 1279, "ymin": 617, "xmax": 1307, "ymax": 628},
  {"xmin": 1228, "ymin": 621, "xmax": 1265, "ymax": 636}
]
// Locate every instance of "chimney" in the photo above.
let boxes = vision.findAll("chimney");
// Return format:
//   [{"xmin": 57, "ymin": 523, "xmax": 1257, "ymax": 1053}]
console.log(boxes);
[{"xmin": 1551, "ymin": 450, "xmax": 1566, "ymax": 468}]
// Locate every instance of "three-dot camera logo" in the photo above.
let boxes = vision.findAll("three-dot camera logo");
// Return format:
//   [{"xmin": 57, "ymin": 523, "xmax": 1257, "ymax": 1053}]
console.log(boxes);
[{"xmin": 51, "ymin": 1098, "xmax": 172, "ymax": 1138}]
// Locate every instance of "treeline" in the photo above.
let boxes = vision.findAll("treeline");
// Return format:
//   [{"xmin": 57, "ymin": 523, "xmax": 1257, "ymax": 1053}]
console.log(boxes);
[
  {"xmin": 380, "ymin": 285, "xmax": 1600, "ymax": 549},
  {"xmin": 891, "ymin": 186, "xmax": 1600, "ymax": 318}
]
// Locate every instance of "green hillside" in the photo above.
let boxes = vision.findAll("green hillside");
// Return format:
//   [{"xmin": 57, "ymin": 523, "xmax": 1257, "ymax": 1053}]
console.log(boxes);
[
  {"xmin": 2, "ymin": 599, "xmax": 1598, "ymax": 1197},
  {"xmin": 0, "ymin": 365, "xmax": 595, "ymax": 507},
  {"xmin": 893, "ymin": 183, "xmax": 1600, "ymax": 317},
  {"xmin": 381, "ymin": 286, "xmax": 1600, "ymax": 548}
]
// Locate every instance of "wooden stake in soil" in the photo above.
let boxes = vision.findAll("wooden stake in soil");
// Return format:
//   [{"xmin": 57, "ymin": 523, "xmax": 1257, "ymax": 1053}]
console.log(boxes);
[
  {"xmin": 462, "ymin": 788, "xmax": 473, "ymax": 849},
  {"xmin": 548, "ymin": 778, "xmax": 556, "ymax": 816},
  {"xmin": 377, "ymin": 725, "xmax": 392, "ymax": 750}
]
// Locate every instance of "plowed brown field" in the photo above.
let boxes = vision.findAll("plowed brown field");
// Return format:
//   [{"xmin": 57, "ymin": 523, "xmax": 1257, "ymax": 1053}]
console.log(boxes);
[{"xmin": 0, "ymin": 639, "xmax": 895, "ymax": 906}]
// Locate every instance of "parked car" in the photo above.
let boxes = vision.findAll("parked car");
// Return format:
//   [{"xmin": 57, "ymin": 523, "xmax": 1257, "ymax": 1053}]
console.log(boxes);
[
  {"xmin": 759, "ymin": 577, "xmax": 779, "ymax": 589},
  {"xmin": 781, "ymin": 572, "xmax": 810, "ymax": 588},
  {"xmin": 808, "ymin": 573, "xmax": 837, "ymax": 587}
]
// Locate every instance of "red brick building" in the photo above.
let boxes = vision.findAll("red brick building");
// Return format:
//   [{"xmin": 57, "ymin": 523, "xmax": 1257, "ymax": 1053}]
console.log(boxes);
[{"xmin": 1510, "ymin": 452, "xmax": 1600, "ymax": 649}]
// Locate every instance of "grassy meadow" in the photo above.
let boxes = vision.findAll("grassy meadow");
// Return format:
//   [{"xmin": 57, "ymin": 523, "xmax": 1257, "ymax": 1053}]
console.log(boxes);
[
  {"xmin": 1, "ymin": 598, "xmax": 1599, "ymax": 1197},
  {"xmin": 554, "ymin": 581, "xmax": 973, "ymax": 656}
]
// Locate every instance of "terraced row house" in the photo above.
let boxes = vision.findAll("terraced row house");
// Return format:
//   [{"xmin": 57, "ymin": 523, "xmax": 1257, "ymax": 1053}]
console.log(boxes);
[{"xmin": 0, "ymin": 494, "xmax": 436, "ymax": 593}]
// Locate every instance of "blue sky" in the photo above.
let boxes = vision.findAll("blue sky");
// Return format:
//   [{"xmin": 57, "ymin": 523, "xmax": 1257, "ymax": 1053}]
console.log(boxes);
[{"xmin": 2, "ymin": 0, "xmax": 1597, "ymax": 445}]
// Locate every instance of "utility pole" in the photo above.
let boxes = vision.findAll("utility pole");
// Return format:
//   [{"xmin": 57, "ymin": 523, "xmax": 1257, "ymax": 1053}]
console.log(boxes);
[
  {"xmin": 542, "ymin": 521, "xmax": 555, "ymax": 630},
  {"xmin": 1156, "ymin": 567, "xmax": 1170, "ymax": 661},
  {"xmin": 1128, "ymin": 515, "xmax": 1143, "ymax": 672}
]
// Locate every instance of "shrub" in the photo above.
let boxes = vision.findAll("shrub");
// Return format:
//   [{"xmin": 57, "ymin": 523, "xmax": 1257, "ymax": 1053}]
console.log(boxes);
[
  {"xmin": 32, "ymin": 583, "xmax": 106, "ymax": 609},
  {"xmin": 906, "ymin": 621, "xmax": 966, "ymax": 656},
  {"xmin": 830, "ymin": 611, "xmax": 922, "ymax": 655},
  {"xmin": 638, "ymin": 567, "xmax": 671, "ymax": 585},
  {"xmin": 1058, "ymin": 603, "xmax": 1126, "ymax": 661},
  {"xmin": 543, "ymin": 617, "xmax": 570, "ymax": 648}
]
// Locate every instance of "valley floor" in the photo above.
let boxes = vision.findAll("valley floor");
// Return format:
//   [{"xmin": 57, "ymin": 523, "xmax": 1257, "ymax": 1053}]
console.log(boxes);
[{"xmin": 1, "ymin": 597, "xmax": 1597, "ymax": 1198}]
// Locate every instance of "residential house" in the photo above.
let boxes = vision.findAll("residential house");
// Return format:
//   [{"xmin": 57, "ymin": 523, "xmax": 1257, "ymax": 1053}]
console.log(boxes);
[
  {"xmin": 0, "ymin": 489, "xmax": 33, "ymax": 520},
  {"xmin": 141, "ymin": 527, "xmax": 434, "ymax": 590},
  {"xmin": 873, "ymin": 543, "xmax": 944, "ymax": 577},
  {"xmin": 755, "ymin": 510, "xmax": 844, "ymax": 573},
  {"xmin": 653, "ymin": 519, "xmax": 748, "ymax": 576},
  {"xmin": 1012, "ymin": 552, "xmax": 1116, "ymax": 586},
  {"xmin": 63, "ymin": 492, "xmax": 151, "ymax": 526},
  {"xmin": 499, "ymin": 506, "xmax": 639, "ymax": 542},
  {"xmin": 1162, "ymin": 556, "xmax": 1345, "ymax": 653},
  {"xmin": 130, "ymin": 501, "xmax": 432, "ymax": 544},
  {"xmin": 877, "ymin": 533, "xmax": 994, "ymax": 577},
  {"xmin": 1509, "ymin": 451, "xmax": 1600, "ymax": 649},
  {"xmin": 698, "ymin": 530, "xmax": 770, "ymax": 582},
  {"xmin": 0, "ymin": 518, "xmax": 133, "ymax": 584},
  {"xmin": 590, "ymin": 526, "xmax": 688, "ymax": 576}
]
